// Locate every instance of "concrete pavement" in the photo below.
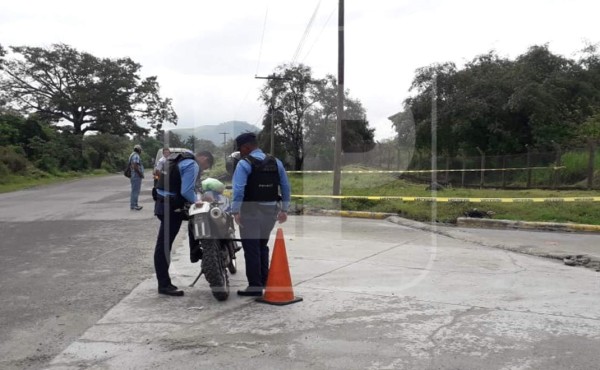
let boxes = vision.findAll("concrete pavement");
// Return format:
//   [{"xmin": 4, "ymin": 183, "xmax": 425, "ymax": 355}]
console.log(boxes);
[
  {"xmin": 389, "ymin": 216, "xmax": 600, "ymax": 271},
  {"xmin": 46, "ymin": 215, "xmax": 600, "ymax": 370}
]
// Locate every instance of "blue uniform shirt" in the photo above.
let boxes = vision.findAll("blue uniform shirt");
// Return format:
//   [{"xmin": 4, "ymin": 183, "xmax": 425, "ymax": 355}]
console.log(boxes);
[
  {"xmin": 157, "ymin": 158, "xmax": 200, "ymax": 203},
  {"xmin": 231, "ymin": 149, "xmax": 291, "ymax": 214}
]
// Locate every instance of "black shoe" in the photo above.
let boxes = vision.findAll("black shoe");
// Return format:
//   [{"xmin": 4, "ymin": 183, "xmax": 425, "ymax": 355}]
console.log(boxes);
[
  {"xmin": 131, "ymin": 206, "xmax": 143, "ymax": 211},
  {"xmin": 169, "ymin": 283, "xmax": 178, "ymax": 290},
  {"xmin": 158, "ymin": 286, "xmax": 184, "ymax": 296},
  {"xmin": 190, "ymin": 246, "xmax": 202, "ymax": 263},
  {"xmin": 233, "ymin": 242, "xmax": 242, "ymax": 253},
  {"xmin": 237, "ymin": 287, "xmax": 263, "ymax": 297}
]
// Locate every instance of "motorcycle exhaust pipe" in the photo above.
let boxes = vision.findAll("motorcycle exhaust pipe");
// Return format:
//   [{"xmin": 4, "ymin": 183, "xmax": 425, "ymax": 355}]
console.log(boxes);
[
  {"xmin": 210, "ymin": 207, "xmax": 223, "ymax": 219},
  {"xmin": 209, "ymin": 207, "xmax": 228, "ymax": 231}
]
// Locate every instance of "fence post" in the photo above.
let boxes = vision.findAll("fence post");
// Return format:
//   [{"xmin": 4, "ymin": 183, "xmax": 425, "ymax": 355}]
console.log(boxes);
[
  {"xmin": 476, "ymin": 147, "xmax": 485, "ymax": 189},
  {"xmin": 475, "ymin": 147, "xmax": 485, "ymax": 189},
  {"xmin": 444, "ymin": 155, "xmax": 450, "ymax": 184},
  {"xmin": 501, "ymin": 155, "xmax": 507, "ymax": 189},
  {"xmin": 526, "ymin": 145, "xmax": 532, "ymax": 188},
  {"xmin": 588, "ymin": 140, "xmax": 596, "ymax": 190},
  {"xmin": 551, "ymin": 142, "xmax": 561, "ymax": 189},
  {"xmin": 461, "ymin": 154, "xmax": 466, "ymax": 188}
]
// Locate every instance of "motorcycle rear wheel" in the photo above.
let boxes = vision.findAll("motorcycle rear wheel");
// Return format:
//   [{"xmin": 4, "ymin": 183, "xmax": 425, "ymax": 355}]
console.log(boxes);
[{"xmin": 201, "ymin": 239, "xmax": 230, "ymax": 301}]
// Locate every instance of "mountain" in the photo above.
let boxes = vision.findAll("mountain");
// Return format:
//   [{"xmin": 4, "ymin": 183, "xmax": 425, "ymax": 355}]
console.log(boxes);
[{"xmin": 167, "ymin": 121, "xmax": 259, "ymax": 145}]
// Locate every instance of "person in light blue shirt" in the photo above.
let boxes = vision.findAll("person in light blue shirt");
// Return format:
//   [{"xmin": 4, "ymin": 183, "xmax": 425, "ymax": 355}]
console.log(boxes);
[
  {"xmin": 129, "ymin": 144, "xmax": 144, "ymax": 211},
  {"xmin": 153, "ymin": 150, "xmax": 214, "ymax": 297},
  {"xmin": 231, "ymin": 132, "xmax": 291, "ymax": 296}
]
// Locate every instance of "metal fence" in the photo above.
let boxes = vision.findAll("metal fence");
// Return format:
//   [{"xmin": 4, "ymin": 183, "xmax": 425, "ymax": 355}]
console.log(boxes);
[{"xmin": 300, "ymin": 142, "xmax": 600, "ymax": 190}]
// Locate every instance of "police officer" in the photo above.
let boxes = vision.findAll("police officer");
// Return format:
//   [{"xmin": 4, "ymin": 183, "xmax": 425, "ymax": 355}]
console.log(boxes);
[
  {"xmin": 154, "ymin": 149, "xmax": 214, "ymax": 296},
  {"xmin": 231, "ymin": 133, "xmax": 291, "ymax": 296}
]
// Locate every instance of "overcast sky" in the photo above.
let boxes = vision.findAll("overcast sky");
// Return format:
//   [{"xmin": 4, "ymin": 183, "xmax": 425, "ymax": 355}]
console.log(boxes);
[{"xmin": 1, "ymin": 0, "xmax": 599, "ymax": 140}]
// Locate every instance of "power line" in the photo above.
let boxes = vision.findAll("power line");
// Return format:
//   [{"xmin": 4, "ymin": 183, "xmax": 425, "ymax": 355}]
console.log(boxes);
[
  {"xmin": 302, "ymin": 6, "xmax": 335, "ymax": 63},
  {"xmin": 291, "ymin": 0, "xmax": 321, "ymax": 65},
  {"xmin": 255, "ymin": 2, "xmax": 270, "ymax": 76}
]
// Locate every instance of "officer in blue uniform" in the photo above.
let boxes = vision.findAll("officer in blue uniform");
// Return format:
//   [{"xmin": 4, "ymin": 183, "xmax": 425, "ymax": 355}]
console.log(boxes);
[
  {"xmin": 154, "ymin": 150, "xmax": 214, "ymax": 296},
  {"xmin": 231, "ymin": 133, "xmax": 291, "ymax": 296}
]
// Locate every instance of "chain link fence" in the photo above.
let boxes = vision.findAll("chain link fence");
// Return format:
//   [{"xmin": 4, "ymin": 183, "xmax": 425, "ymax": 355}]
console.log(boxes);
[{"xmin": 301, "ymin": 143, "xmax": 600, "ymax": 190}]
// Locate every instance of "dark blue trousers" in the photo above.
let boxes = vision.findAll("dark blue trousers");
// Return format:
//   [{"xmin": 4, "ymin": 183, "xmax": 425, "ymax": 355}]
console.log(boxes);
[
  {"xmin": 154, "ymin": 197, "xmax": 187, "ymax": 288},
  {"xmin": 239, "ymin": 204, "xmax": 278, "ymax": 289}
]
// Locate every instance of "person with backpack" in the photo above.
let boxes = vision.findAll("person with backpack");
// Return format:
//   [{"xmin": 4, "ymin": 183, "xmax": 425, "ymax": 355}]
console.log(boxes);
[
  {"xmin": 128, "ymin": 144, "xmax": 145, "ymax": 211},
  {"xmin": 231, "ymin": 133, "xmax": 291, "ymax": 297},
  {"xmin": 153, "ymin": 149, "xmax": 214, "ymax": 296}
]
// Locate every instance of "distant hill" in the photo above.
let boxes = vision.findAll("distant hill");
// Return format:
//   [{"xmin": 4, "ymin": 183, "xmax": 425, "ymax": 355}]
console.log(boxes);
[{"xmin": 167, "ymin": 121, "xmax": 259, "ymax": 145}]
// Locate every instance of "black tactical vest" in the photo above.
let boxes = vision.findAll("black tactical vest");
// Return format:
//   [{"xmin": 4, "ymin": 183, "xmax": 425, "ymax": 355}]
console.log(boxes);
[
  {"xmin": 156, "ymin": 152, "xmax": 196, "ymax": 204},
  {"xmin": 243, "ymin": 155, "xmax": 280, "ymax": 203}
]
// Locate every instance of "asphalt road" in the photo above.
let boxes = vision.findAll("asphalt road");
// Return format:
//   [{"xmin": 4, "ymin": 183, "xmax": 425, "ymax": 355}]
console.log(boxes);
[
  {"xmin": 3, "ymin": 174, "xmax": 600, "ymax": 370},
  {"xmin": 0, "ymin": 174, "xmax": 159, "ymax": 370}
]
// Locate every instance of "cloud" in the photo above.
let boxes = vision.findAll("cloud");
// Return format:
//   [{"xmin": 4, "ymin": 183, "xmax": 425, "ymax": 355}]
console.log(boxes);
[{"xmin": 1, "ymin": 0, "xmax": 599, "ymax": 140}]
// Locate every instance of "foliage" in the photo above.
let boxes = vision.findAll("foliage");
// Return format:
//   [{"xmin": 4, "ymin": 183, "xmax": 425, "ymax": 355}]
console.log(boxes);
[
  {"xmin": 0, "ymin": 146, "xmax": 29, "ymax": 174},
  {"xmin": 260, "ymin": 65, "xmax": 374, "ymax": 170},
  {"xmin": 0, "ymin": 43, "xmax": 177, "ymax": 137},
  {"xmin": 404, "ymin": 45, "xmax": 600, "ymax": 155}
]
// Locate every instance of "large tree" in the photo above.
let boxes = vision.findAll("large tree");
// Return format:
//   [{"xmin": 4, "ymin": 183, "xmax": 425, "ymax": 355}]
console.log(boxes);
[
  {"xmin": 0, "ymin": 43, "xmax": 177, "ymax": 138},
  {"xmin": 260, "ymin": 64, "xmax": 323, "ymax": 170},
  {"xmin": 404, "ymin": 44, "xmax": 600, "ymax": 155},
  {"xmin": 260, "ymin": 65, "xmax": 374, "ymax": 169}
]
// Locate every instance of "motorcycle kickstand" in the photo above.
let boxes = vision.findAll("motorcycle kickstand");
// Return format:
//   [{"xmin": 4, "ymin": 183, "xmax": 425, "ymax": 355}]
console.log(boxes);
[{"xmin": 189, "ymin": 269, "xmax": 204, "ymax": 287}]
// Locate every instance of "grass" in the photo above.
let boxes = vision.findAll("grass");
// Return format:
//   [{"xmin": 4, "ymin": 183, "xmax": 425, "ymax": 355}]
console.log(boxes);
[
  {"xmin": 0, "ymin": 169, "xmax": 109, "ymax": 193},
  {"xmin": 288, "ymin": 165, "xmax": 600, "ymax": 225}
]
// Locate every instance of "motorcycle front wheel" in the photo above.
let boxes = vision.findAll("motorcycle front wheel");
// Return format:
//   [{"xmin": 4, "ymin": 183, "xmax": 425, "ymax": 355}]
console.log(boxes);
[{"xmin": 201, "ymin": 239, "xmax": 230, "ymax": 301}]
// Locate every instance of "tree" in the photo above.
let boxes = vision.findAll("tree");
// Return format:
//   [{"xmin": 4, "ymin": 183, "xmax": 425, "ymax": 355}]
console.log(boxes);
[
  {"xmin": 261, "ymin": 67, "xmax": 374, "ymax": 169},
  {"xmin": 184, "ymin": 135, "xmax": 218, "ymax": 153},
  {"xmin": 0, "ymin": 44, "xmax": 5, "ymax": 68},
  {"xmin": 404, "ymin": 45, "xmax": 600, "ymax": 155},
  {"xmin": 260, "ymin": 64, "xmax": 324, "ymax": 170},
  {"xmin": 156, "ymin": 130, "xmax": 186, "ymax": 148},
  {"xmin": 0, "ymin": 44, "xmax": 177, "ymax": 139}
]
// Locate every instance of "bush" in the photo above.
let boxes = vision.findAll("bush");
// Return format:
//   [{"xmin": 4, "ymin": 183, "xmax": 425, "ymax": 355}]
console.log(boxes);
[
  {"xmin": 35, "ymin": 156, "xmax": 60, "ymax": 175},
  {"xmin": 0, "ymin": 146, "xmax": 30, "ymax": 175},
  {"xmin": 0, "ymin": 162, "xmax": 10, "ymax": 183}
]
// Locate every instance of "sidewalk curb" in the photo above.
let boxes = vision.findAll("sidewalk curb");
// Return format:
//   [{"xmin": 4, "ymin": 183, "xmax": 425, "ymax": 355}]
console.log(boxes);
[
  {"xmin": 387, "ymin": 216, "xmax": 600, "ymax": 272},
  {"xmin": 300, "ymin": 208, "xmax": 395, "ymax": 219},
  {"xmin": 456, "ymin": 217, "xmax": 600, "ymax": 233}
]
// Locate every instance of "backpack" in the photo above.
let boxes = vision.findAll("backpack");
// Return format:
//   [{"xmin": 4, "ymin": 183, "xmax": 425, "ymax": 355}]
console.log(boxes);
[
  {"xmin": 242, "ymin": 155, "xmax": 280, "ymax": 202},
  {"xmin": 124, "ymin": 153, "xmax": 134, "ymax": 178},
  {"xmin": 124, "ymin": 163, "xmax": 132, "ymax": 178}
]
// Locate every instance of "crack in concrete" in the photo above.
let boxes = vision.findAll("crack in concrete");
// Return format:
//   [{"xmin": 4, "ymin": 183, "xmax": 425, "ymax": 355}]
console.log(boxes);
[
  {"xmin": 504, "ymin": 250, "xmax": 529, "ymax": 274},
  {"xmin": 387, "ymin": 216, "xmax": 600, "ymax": 272},
  {"xmin": 425, "ymin": 307, "xmax": 479, "ymax": 361},
  {"xmin": 295, "ymin": 236, "xmax": 424, "ymax": 286},
  {"xmin": 302, "ymin": 285, "xmax": 600, "ymax": 322}
]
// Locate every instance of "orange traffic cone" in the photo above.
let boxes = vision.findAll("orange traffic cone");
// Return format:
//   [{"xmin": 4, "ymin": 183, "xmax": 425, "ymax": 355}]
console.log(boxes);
[{"xmin": 256, "ymin": 228, "xmax": 303, "ymax": 305}]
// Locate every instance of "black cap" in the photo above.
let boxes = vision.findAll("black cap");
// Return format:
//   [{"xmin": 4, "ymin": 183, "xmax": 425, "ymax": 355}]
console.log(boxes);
[{"xmin": 235, "ymin": 132, "xmax": 257, "ymax": 150}]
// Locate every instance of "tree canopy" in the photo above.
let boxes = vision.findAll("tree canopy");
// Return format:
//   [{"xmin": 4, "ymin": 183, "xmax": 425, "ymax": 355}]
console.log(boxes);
[
  {"xmin": 260, "ymin": 64, "xmax": 374, "ymax": 169},
  {"xmin": 402, "ymin": 44, "xmax": 600, "ymax": 155},
  {"xmin": 0, "ymin": 43, "xmax": 177, "ymax": 137}
]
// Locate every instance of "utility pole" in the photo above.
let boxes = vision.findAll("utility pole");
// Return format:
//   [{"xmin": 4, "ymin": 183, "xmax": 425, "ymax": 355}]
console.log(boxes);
[
  {"xmin": 332, "ymin": 0, "xmax": 344, "ymax": 204},
  {"xmin": 219, "ymin": 132, "xmax": 229, "ymax": 161},
  {"xmin": 255, "ymin": 74, "xmax": 291, "ymax": 155}
]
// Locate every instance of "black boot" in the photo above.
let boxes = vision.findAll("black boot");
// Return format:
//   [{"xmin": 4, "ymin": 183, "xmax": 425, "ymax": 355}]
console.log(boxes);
[{"xmin": 158, "ymin": 286, "xmax": 184, "ymax": 297}]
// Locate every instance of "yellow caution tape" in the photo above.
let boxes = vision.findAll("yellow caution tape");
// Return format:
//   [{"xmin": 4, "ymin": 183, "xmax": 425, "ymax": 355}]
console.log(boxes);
[
  {"xmin": 291, "ymin": 195, "xmax": 600, "ymax": 203},
  {"xmin": 287, "ymin": 166, "xmax": 565, "ymax": 174}
]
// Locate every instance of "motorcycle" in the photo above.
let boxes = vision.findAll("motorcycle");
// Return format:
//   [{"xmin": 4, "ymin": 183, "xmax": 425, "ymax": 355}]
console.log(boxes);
[{"xmin": 187, "ymin": 194, "xmax": 241, "ymax": 301}]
